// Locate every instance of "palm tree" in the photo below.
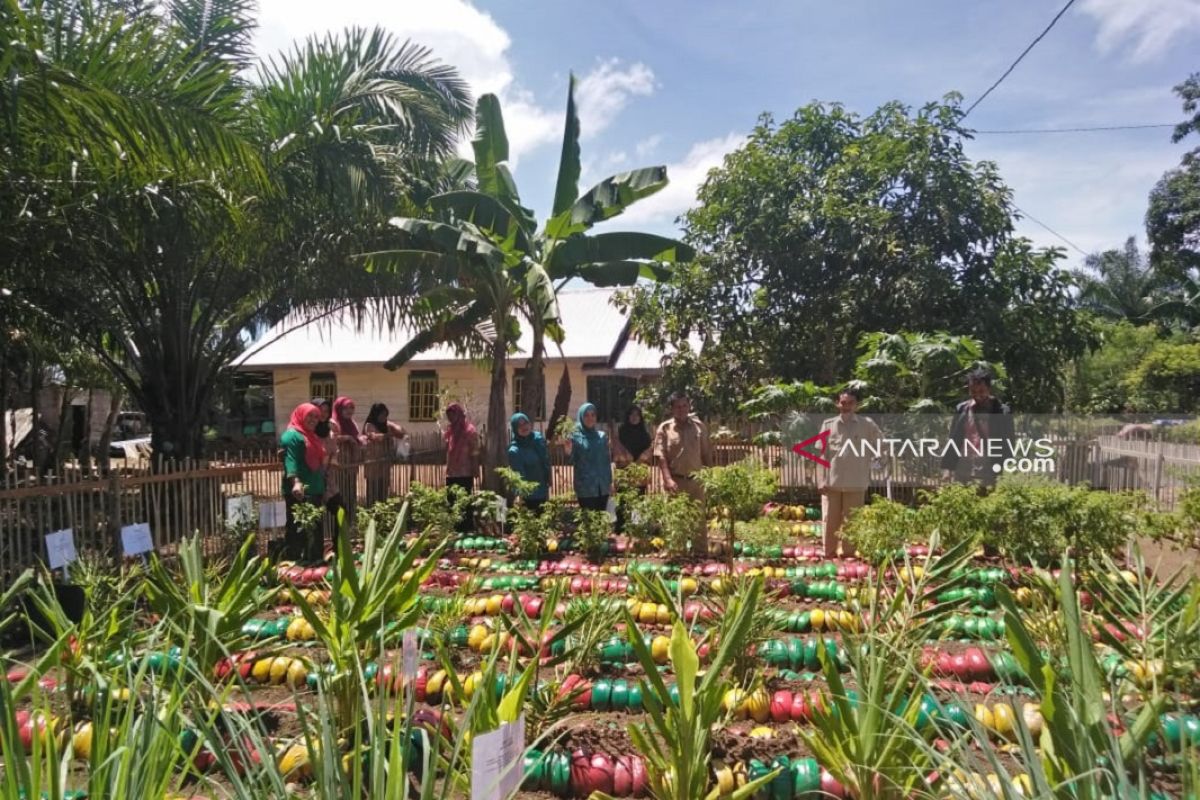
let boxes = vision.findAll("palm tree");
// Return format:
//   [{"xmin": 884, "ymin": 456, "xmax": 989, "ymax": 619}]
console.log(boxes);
[
  {"xmin": 7, "ymin": 1, "xmax": 473, "ymax": 460},
  {"xmin": 375, "ymin": 80, "xmax": 693, "ymax": 491},
  {"xmin": 1072, "ymin": 237, "xmax": 1178, "ymax": 325}
]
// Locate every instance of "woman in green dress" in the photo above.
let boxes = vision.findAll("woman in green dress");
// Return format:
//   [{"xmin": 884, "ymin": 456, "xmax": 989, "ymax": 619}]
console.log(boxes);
[{"xmin": 280, "ymin": 402, "xmax": 329, "ymax": 561}]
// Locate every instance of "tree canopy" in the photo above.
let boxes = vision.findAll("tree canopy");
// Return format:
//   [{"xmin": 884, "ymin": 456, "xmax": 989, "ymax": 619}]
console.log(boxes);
[{"xmin": 624, "ymin": 97, "xmax": 1090, "ymax": 414}]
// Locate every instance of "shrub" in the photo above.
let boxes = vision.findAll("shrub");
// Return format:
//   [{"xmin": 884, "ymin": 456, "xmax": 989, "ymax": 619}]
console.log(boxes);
[
  {"xmin": 915, "ymin": 484, "xmax": 990, "ymax": 551},
  {"xmin": 842, "ymin": 497, "xmax": 920, "ymax": 562},
  {"xmin": 627, "ymin": 492, "xmax": 706, "ymax": 557},
  {"xmin": 574, "ymin": 509, "xmax": 612, "ymax": 561}
]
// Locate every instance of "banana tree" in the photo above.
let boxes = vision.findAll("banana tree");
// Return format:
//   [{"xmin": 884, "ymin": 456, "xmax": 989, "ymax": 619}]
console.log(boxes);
[{"xmin": 378, "ymin": 78, "xmax": 693, "ymax": 490}]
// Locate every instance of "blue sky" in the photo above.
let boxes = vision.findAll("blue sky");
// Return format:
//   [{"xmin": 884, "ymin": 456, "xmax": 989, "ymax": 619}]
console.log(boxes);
[{"xmin": 255, "ymin": 0, "xmax": 1200, "ymax": 267}]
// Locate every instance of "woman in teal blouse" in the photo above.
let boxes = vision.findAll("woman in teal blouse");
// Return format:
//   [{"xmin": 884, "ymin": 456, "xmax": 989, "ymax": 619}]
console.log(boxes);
[{"xmin": 280, "ymin": 402, "xmax": 329, "ymax": 561}]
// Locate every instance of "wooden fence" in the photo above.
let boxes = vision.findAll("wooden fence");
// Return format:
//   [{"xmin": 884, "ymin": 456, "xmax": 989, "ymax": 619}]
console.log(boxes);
[{"xmin": 3, "ymin": 432, "xmax": 1199, "ymax": 579}]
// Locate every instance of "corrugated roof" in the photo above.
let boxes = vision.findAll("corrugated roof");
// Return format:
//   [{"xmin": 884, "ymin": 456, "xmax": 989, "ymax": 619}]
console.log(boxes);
[
  {"xmin": 612, "ymin": 332, "xmax": 705, "ymax": 371},
  {"xmin": 236, "ymin": 288, "xmax": 632, "ymax": 369}
]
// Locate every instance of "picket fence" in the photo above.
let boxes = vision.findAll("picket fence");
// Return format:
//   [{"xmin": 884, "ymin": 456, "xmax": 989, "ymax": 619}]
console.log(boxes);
[{"xmin": 1, "ymin": 432, "xmax": 1198, "ymax": 579}]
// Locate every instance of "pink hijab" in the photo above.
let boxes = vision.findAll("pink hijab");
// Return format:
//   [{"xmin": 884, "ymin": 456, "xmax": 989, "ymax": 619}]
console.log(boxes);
[
  {"xmin": 287, "ymin": 403, "xmax": 325, "ymax": 471},
  {"xmin": 333, "ymin": 396, "xmax": 359, "ymax": 437},
  {"xmin": 444, "ymin": 402, "xmax": 477, "ymax": 457}
]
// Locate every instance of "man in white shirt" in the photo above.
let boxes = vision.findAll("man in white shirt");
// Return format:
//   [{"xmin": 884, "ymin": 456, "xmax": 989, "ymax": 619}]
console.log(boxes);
[{"xmin": 817, "ymin": 388, "xmax": 883, "ymax": 559}]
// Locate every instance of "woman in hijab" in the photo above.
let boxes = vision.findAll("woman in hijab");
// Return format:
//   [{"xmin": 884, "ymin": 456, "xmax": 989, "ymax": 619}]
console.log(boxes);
[
  {"xmin": 564, "ymin": 402, "xmax": 612, "ymax": 511},
  {"xmin": 280, "ymin": 402, "xmax": 328, "ymax": 561},
  {"xmin": 615, "ymin": 405, "xmax": 652, "ymax": 465},
  {"xmin": 363, "ymin": 403, "xmax": 408, "ymax": 504},
  {"xmin": 506, "ymin": 412, "xmax": 550, "ymax": 513},
  {"xmin": 444, "ymin": 403, "xmax": 480, "ymax": 531},
  {"xmin": 613, "ymin": 405, "xmax": 652, "ymax": 532},
  {"xmin": 329, "ymin": 396, "xmax": 364, "ymax": 528}
]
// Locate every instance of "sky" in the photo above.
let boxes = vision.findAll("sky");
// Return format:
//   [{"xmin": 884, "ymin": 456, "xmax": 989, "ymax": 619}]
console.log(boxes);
[{"xmin": 253, "ymin": 0, "xmax": 1200, "ymax": 269}]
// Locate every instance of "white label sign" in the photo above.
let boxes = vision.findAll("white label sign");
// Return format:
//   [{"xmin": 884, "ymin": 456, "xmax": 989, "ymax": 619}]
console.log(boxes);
[
  {"xmin": 470, "ymin": 714, "xmax": 525, "ymax": 800},
  {"xmin": 45, "ymin": 529, "xmax": 78, "ymax": 572},
  {"xmin": 259, "ymin": 500, "xmax": 287, "ymax": 529},
  {"xmin": 496, "ymin": 497, "xmax": 508, "ymax": 525},
  {"xmin": 605, "ymin": 496, "xmax": 618, "ymax": 522},
  {"xmin": 120, "ymin": 522, "xmax": 154, "ymax": 556},
  {"xmin": 226, "ymin": 494, "xmax": 254, "ymax": 526},
  {"xmin": 402, "ymin": 629, "xmax": 419, "ymax": 680}
]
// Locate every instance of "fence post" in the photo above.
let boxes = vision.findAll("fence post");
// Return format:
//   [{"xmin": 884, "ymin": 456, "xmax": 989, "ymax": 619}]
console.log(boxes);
[
  {"xmin": 107, "ymin": 470, "xmax": 122, "ymax": 559},
  {"xmin": 1153, "ymin": 450, "xmax": 1165, "ymax": 507}
]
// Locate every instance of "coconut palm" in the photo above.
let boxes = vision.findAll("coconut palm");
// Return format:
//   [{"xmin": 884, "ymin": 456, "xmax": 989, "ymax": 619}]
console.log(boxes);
[
  {"xmin": 7, "ymin": 1, "xmax": 473, "ymax": 460},
  {"xmin": 375, "ymin": 78, "xmax": 693, "ymax": 490},
  {"xmin": 1072, "ymin": 238, "xmax": 1180, "ymax": 326}
]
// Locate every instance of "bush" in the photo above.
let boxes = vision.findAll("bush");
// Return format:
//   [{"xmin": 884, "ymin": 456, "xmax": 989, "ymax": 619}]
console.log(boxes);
[
  {"xmin": 842, "ymin": 497, "xmax": 920, "ymax": 562},
  {"xmin": 627, "ymin": 492, "xmax": 706, "ymax": 557},
  {"xmin": 915, "ymin": 484, "xmax": 989, "ymax": 551},
  {"xmin": 574, "ymin": 509, "xmax": 612, "ymax": 561}
]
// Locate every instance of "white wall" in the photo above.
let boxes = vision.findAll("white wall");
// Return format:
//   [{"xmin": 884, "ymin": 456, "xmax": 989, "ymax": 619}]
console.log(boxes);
[{"xmin": 269, "ymin": 360, "xmax": 629, "ymax": 435}]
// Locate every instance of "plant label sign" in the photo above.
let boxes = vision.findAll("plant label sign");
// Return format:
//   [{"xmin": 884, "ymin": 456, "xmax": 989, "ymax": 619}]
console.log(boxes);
[
  {"xmin": 470, "ymin": 714, "xmax": 525, "ymax": 800},
  {"xmin": 45, "ymin": 529, "xmax": 78, "ymax": 574},
  {"xmin": 495, "ymin": 497, "xmax": 507, "ymax": 525},
  {"xmin": 226, "ymin": 494, "xmax": 254, "ymax": 527},
  {"xmin": 121, "ymin": 522, "xmax": 154, "ymax": 557},
  {"xmin": 605, "ymin": 496, "xmax": 618, "ymax": 522},
  {"xmin": 259, "ymin": 500, "xmax": 286, "ymax": 529},
  {"xmin": 402, "ymin": 628, "xmax": 419, "ymax": 680}
]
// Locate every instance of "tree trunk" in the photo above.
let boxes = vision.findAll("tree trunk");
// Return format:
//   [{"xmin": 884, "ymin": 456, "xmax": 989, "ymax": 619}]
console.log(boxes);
[
  {"xmin": 78, "ymin": 389, "xmax": 93, "ymax": 477},
  {"xmin": 29, "ymin": 353, "xmax": 42, "ymax": 474},
  {"xmin": 99, "ymin": 390, "xmax": 122, "ymax": 476},
  {"xmin": 50, "ymin": 380, "xmax": 73, "ymax": 473},
  {"xmin": 483, "ymin": 330, "xmax": 509, "ymax": 493},
  {"xmin": 523, "ymin": 321, "xmax": 546, "ymax": 431}
]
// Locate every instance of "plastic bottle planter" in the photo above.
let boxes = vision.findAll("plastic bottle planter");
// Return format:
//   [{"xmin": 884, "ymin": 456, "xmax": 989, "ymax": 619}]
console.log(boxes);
[
  {"xmin": 241, "ymin": 618, "xmax": 292, "ymax": 640},
  {"xmin": 452, "ymin": 536, "xmax": 509, "ymax": 553},
  {"xmin": 1156, "ymin": 714, "xmax": 1200, "ymax": 753},
  {"xmin": 940, "ymin": 615, "xmax": 1007, "ymax": 642},
  {"xmin": 756, "ymin": 638, "xmax": 848, "ymax": 672},
  {"xmin": 935, "ymin": 586, "xmax": 998, "ymax": 609},
  {"xmin": 476, "ymin": 575, "xmax": 541, "ymax": 592},
  {"xmin": 947, "ymin": 567, "xmax": 1011, "ymax": 585},
  {"xmin": 597, "ymin": 634, "xmax": 675, "ymax": 666},
  {"xmin": 212, "ymin": 653, "xmax": 307, "ymax": 688},
  {"xmin": 279, "ymin": 587, "xmax": 331, "ymax": 606},
  {"xmin": 106, "ymin": 647, "xmax": 188, "ymax": 676},
  {"xmin": 764, "ymin": 608, "xmax": 862, "ymax": 635},
  {"xmin": 275, "ymin": 563, "xmax": 332, "ymax": 586},
  {"xmin": 922, "ymin": 647, "xmax": 1023, "ymax": 684}
]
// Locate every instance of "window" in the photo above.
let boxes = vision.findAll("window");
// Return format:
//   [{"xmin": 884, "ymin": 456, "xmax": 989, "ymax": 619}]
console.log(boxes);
[
  {"xmin": 585, "ymin": 376, "xmax": 639, "ymax": 423},
  {"xmin": 408, "ymin": 371, "xmax": 439, "ymax": 421},
  {"xmin": 512, "ymin": 369, "xmax": 546, "ymax": 420},
  {"xmin": 309, "ymin": 371, "xmax": 337, "ymax": 402}
]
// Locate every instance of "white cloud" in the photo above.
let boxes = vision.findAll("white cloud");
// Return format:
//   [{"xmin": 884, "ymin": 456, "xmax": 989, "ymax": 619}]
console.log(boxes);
[
  {"xmin": 611, "ymin": 133, "xmax": 745, "ymax": 230},
  {"xmin": 575, "ymin": 59, "xmax": 657, "ymax": 138},
  {"xmin": 1079, "ymin": 0, "xmax": 1200, "ymax": 61},
  {"xmin": 635, "ymin": 134, "xmax": 664, "ymax": 160}
]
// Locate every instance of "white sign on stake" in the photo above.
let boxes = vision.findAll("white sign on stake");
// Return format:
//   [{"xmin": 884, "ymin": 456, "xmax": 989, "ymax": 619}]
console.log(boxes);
[
  {"xmin": 496, "ymin": 497, "xmax": 507, "ymax": 525},
  {"xmin": 259, "ymin": 500, "xmax": 287, "ymax": 529},
  {"xmin": 226, "ymin": 494, "xmax": 254, "ymax": 526},
  {"xmin": 121, "ymin": 522, "xmax": 154, "ymax": 557},
  {"xmin": 402, "ymin": 629, "xmax": 419, "ymax": 681},
  {"xmin": 471, "ymin": 714, "xmax": 525, "ymax": 800},
  {"xmin": 45, "ymin": 529, "xmax": 78, "ymax": 577},
  {"xmin": 605, "ymin": 496, "xmax": 618, "ymax": 522}
]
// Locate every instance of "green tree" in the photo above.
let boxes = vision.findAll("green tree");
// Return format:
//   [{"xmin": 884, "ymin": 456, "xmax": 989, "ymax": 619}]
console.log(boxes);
[
  {"xmin": 852, "ymin": 331, "xmax": 1003, "ymax": 413},
  {"xmin": 1124, "ymin": 339, "xmax": 1200, "ymax": 413},
  {"xmin": 1072, "ymin": 237, "xmax": 1178, "ymax": 324},
  {"xmin": 1065, "ymin": 321, "xmax": 1165, "ymax": 413},
  {"xmin": 6, "ymin": 2, "xmax": 472, "ymax": 460},
  {"xmin": 376, "ymin": 79, "xmax": 691, "ymax": 490},
  {"xmin": 625, "ymin": 97, "xmax": 1090, "ymax": 413},
  {"xmin": 1148, "ymin": 72, "xmax": 1200, "ymax": 278}
]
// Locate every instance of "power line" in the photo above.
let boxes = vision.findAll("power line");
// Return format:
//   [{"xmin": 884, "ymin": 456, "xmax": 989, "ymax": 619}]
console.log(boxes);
[
  {"xmin": 1013, "ymin": 203, "xmax": 1088, "ymax": 257},
  {"xmin": 974, "ymin": 123, "xmax": 1176, "ymax": 135},
  {"xmin": 962, "ymin": 0, "xmax": 1079, "ymax": 120}
]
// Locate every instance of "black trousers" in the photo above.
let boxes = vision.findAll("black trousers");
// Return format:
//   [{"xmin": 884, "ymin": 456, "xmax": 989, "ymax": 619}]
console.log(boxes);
[
  {"xmin": 446, "ymin": 476, "xmax": 474, "ymax": 532},
  {"xmin": 578, "ymin": 494, "xmax": 609, "ymax": 512},
  {"xmin": 283, "ymin": 493, "xmax": 342, "ymax": 562}
]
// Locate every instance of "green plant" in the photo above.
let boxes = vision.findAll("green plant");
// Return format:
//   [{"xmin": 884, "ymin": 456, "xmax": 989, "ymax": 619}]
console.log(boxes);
[
  {"xmin": 289, "ymin": 504, "xmax": 444, "ymax": 730},
  {"xmin": 143, "ymin": 533, "xmax": 276, "ymax": 676},
  {"xmin": 511, "ymin": 503, "xmax": 552, "ymax": 558},
  {"xmin": 843, "ymin": 497, "xmax": 920, "ymax": 563},
  {"xmin": 496, "ymin": 466, "xmax": 539, "ymax": 505},
  {"xmin": 915, "ymin": 484, "xmax": 990, "ymax": 551},
  {"xmin": 706, "ymin": 573, "xmax": 778, "ymax": 685},
  {"xmin": 463, "ymin": 489, "xmax": 506, "ymax": 536},
  {"xmin": 984, "ymin": 478, "xmax": 1138, "ymax": 564},
  {"xmin": 408, "ymin": 481, "xmax": 460, "ymax": 536},
  {"xmin": 985, "ymin": 559, "xmax": 1166, "ymax": 798},
  {"xmin": 629, "ymin": 492, "xmax": 706, "ymax": 557},
  {"xmin": 291, "ymin": 501, "xmax": 327, "ymax": 545},
  {"xmin": 357, "ymin": 497, "xmax": 407, "ymax": 535},
  {"xmin": 733, "ymin": 516, "xmax": 797, "ymax": 549},
  {"xmin": 559, "ymin": 589, "xmax": 626, "ymax": 676},
  {"xmin": 593, "ymin": 578, "xmax": 777, "ymax": 800},
  {"xmin": 553, "ymin": 414, "xmax": 577, "ymax": 442},
  {"xmin": 574, "ymin": 508, "xmax": 612, "ymax": 561},
  {"xmin": 801, "ymin": 538, "xmax": 975, "ymax": 799}
]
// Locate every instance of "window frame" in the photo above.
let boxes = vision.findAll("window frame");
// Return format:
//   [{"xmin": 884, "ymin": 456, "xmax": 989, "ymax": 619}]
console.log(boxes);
[
  {"xmin": 309, "ymin": 371, "xmax": 337, "ymax": 402},
  {"xmin": 512, "ymin": 369, "xmax": 546, "ymax": 421},
  {"xmin": 408, "ymin": 370, "xmax": 440, "ymax": 422}
]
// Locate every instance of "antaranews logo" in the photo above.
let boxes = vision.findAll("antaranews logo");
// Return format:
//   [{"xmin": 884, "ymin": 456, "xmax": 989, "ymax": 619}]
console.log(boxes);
[{"xmin": 791, "ymin": 429, "xmax": 832, "ymax": 468}]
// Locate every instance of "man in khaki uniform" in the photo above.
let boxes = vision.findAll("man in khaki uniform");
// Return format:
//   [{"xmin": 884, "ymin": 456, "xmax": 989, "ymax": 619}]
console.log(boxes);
[
  {"xmin": 654, "ymin": 391, "xmax": 714, "ymax": 551},
  {"xmin": 817, "ymin": 388, "xmax": 883, "ymax": 559}
]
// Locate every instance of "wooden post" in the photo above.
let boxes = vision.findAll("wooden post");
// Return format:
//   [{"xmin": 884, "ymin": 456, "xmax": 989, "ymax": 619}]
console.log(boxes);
[
  {"xmin": 107, "ymin": 470, "xmax": 122, "ymax": 559},
  {"xmin": 1153, "ymin": 450, "xmax": 1165, "ymax": 507}
]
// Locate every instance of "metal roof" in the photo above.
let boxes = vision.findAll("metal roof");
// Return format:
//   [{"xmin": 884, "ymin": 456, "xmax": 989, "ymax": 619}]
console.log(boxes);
[{"xmin": 236, "ymin": 288, "xmax": 637, "ymax": 369}]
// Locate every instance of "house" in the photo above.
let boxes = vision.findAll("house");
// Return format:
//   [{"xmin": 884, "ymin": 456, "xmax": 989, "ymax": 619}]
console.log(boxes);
[{"xmin": 235, "ymin": 288, "xmax": 687, "ymax": 435}]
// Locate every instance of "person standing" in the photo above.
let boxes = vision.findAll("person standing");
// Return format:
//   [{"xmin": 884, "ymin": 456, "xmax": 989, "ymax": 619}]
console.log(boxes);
[
  {"xmin": 941, "ymin": 369, "xmax": 1015, "ymax": 488},
  {"xmin": 331, "ymin": 396, "xmax": 365, "ymax": 529},
  {"xmin": 654, "ymin": 391, "xmax": 713, "ymax": 551},
  {"xmin": 565, "ymin": 403, "xmax": 613, "ymax": 511},
  {"xmin": 280, "ymin": 402, "xmax": 328, "ymax": 561},
  {"xmin": 506, "ymin": 412, "xmax": 551, "ymax": 513},
  {"xmin": 817, "ymin": 388, "xmax": 883, "ymax": 560},
  {"xmin": 613, "ymin": 405, "xmax": 652, "ymax": 532},
  {"xmin": 444, "ymin": 403, "xmax": 480, "ymax": 531},
  {"xmin": 363, "ymin": 403, "xmax": 408, "ymax": 505}
]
